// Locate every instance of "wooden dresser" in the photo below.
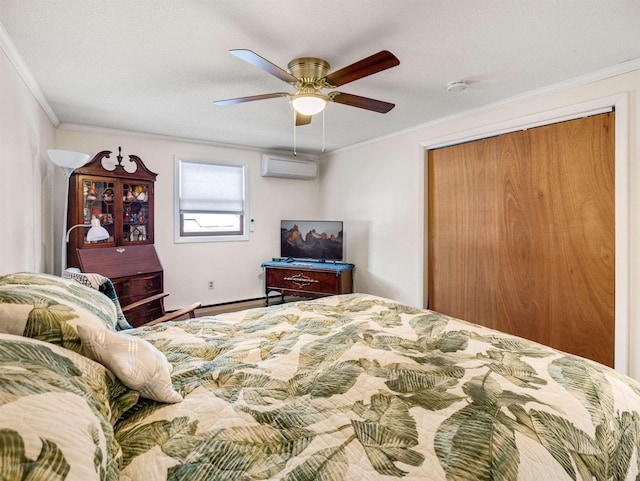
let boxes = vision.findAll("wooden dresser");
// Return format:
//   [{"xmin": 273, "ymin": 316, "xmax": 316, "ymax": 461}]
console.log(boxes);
[{"xmin": 262, "ymin": 261, "xmax": 354, "ymax": 306}]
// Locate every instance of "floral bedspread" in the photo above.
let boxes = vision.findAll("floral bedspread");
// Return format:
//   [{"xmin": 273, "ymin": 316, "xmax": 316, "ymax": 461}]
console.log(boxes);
[{"xmin": 116, "ymin": 293, "xmax": 640, "ymax": 481}]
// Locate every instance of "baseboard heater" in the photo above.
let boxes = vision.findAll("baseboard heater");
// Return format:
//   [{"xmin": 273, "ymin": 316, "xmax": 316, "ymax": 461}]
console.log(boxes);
[
  {"xmin": 167, "ymin": 294, "xmax": 306, "ymax": 314},
  {"xmin": 199, "ymin": 296, "xmax": 266, "ymax": 309}
]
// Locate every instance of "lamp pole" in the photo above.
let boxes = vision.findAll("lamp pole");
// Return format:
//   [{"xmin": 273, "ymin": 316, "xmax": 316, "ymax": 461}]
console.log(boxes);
[
  {"xmin": 47, "ymin": 150, "xmax": 91, "ymax": 275},
  {"xmin": 59, "ymin": 167, "xmax": 74, "ymax": 276}
]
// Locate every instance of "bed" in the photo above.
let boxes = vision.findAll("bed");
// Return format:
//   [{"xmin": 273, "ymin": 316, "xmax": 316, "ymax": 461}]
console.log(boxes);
[{"xmin": 2, "ymin": 272, "xmax": 640, "ymax": 481}]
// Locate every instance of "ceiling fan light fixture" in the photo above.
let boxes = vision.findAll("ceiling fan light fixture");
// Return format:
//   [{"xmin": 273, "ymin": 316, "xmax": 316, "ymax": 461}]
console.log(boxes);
[{"xmin": 291, "ymin": 94, "xmax": 327, "ymax": 116}]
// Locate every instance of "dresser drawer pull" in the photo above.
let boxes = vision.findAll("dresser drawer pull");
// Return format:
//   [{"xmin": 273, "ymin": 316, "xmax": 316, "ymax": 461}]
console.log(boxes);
[{"xmin": 283, "ymin": 274, "xmax": 319, "ymax": 288}]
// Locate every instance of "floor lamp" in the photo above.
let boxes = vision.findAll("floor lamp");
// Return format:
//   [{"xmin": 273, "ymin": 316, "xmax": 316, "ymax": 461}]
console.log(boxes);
[{"xmin": 48, "ymin": 149, "xmax": 93, "ymax": 275}]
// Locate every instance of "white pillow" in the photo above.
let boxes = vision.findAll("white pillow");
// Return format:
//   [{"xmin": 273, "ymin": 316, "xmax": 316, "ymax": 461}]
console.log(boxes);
[{"xmin": 77, "ymin": 324, "xmax": 183, "ymax": 403}]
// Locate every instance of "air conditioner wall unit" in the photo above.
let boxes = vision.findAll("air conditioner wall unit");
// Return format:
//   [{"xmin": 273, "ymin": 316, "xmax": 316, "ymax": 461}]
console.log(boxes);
[{"xmin": 261, "ymin": 154, "xmax": 317, "ymax": 180}]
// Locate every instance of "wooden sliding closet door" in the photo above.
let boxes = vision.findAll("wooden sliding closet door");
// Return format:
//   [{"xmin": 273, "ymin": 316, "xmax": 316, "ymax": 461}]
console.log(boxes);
[{"xmin": 428, "ymin": 112, "xmax": 615, "ymax": 366}]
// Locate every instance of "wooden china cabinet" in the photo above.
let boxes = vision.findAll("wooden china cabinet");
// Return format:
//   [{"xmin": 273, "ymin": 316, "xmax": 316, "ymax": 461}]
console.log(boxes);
[{"xmin": 66, "ymin": 147, "xmax": 165, "ymax": 326}]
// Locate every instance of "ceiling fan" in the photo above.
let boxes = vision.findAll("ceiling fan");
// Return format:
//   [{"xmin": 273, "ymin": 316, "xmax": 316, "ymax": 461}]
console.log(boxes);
[{"xmin": 214, "ymin": 49, "xmax": 400, "ymax": 126}]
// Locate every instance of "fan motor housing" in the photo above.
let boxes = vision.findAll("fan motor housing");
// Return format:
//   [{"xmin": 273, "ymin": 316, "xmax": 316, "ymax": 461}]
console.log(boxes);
[{"xmin": 287, "ymin": 57, "xmax": 330, "ymax": 80}]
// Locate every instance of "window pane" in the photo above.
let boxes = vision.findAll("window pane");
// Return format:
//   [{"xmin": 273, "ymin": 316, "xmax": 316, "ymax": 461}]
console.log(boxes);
[{"xmin": 181, "ymin": 213, "xmax": 242, "ymax": 235}]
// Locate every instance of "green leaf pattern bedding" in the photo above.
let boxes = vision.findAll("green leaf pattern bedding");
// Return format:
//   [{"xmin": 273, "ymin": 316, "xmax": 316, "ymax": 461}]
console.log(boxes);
[
  {"xmin": 115, "ymin": 293, "xmax": 640, "ymax": 481},
  {"xmin": 0, "ymin": 334, "xmax": 138, "ymax": 481}
]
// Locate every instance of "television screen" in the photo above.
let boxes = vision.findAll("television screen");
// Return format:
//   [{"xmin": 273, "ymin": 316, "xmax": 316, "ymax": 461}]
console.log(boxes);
[{"xmin": 280, "ymin": 220, "xmax": 344, "ymax": 262}]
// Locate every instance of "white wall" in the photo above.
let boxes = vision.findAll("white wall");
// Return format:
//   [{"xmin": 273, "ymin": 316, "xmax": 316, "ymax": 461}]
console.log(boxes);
[
  {"xmin": 55, "ymin": 128, "xmax": 321, "ymax": 310},
  {"xmin": 0, "ymin": 42, "xmax": 56, "ymax": 274},
  {"xmin": 321, "ymin": 69, "xmax": 640, "ymax": 377},
  {"xmin": 318, "ymin": 139, "xmax": 423, "ymax": 303}
]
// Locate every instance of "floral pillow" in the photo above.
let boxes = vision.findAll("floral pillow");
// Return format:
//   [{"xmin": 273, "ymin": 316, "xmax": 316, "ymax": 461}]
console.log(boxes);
[
  {"xmin": 0, "ymin": 333, "xmax": 139, "ymax": 480},
  {"xmin": 0, "ymin": 272, "xmax": 118, "ymax": 354}
]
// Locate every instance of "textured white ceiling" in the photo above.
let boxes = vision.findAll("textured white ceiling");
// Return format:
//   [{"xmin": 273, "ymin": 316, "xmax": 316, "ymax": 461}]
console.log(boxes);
[{"xmin": 1, "ymin": 0, "xmax": 640, "ymax": 154}]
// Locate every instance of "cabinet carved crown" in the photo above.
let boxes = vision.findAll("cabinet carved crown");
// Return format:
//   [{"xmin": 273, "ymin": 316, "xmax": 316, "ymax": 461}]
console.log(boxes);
[{"xmin": 66, "ymin": 146, "xmax": 157, "ymax": 269}]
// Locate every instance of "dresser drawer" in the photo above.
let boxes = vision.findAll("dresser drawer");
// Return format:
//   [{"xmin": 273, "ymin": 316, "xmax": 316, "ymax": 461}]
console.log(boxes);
[
  {"xmin": 112, "ymin": 273, "xmax": 162, "ymax": 305},
  {"xmin": 265, "ymin": 267, "xmax": 352, "ymax": 297},
  {"xmin": 125, "ymin": 302, "xmax": 164, "ymax": 328}
]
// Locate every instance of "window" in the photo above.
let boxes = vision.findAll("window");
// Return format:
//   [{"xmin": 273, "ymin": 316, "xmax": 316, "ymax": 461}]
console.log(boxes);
[{"xmin": 175, "ymin": 159, "xmax": 248, "ymax": 242}]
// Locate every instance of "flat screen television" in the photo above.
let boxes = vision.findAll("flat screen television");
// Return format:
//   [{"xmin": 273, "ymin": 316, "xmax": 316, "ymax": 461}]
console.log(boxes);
[{"xmin": 280, "ymin": 220, "xmax": 344, "ymax": 262}]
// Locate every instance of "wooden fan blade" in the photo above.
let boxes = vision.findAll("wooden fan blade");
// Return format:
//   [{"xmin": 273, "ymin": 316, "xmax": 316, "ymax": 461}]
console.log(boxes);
[
  {"xmin": 295, "ymin": 112, "xmax": 312, "ymax": 126},
  {"xmin": 229, "ymin": 49, "xmax": 298, "ymax": 83},
  {"xmin": 325, "ymin": 50, "xmax": 399, "ymax": 87},
  {"xmin": 330, "ymin": 92, "xmax": 395, "ymax": 113},
  {"xmin": 214, "ymin": 92, "xmax": 289, "ymax": 106}
]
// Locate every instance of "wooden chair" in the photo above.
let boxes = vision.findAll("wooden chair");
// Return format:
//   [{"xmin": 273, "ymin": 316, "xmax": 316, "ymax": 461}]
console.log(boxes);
[
  {"xmin": 121, "ymin": 292, "xmax": 201, "ymax": 327},
  {"xmin": 64, "ymin": 267, "xmax": 201, "ymax": 328}
]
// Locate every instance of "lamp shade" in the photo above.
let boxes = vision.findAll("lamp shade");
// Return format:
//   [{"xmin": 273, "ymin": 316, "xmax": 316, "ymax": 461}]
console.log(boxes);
[
  {"xmin": 86, "ymin": 217, "xmax": 110, "ymax": 242},
  {"xmin": 291, "ymin": 94, "xmax": 327, "ymax": 116},
  {"xmin": 47, "ymin": 150, "xmax": 90, "ymax": 169}
]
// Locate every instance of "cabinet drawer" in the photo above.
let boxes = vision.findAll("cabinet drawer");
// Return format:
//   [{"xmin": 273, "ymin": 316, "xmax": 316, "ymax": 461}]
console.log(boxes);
[
  {"xmin": 125, "ymin": 303, "xmax": 164, "ymax": 328},
  {"xmin": 112, "ymin": 273, "xmax": 162, "ymax": 305},
  {"xmin": 265, "ymin": 267, "xmax": 352, "ymax": 296}
]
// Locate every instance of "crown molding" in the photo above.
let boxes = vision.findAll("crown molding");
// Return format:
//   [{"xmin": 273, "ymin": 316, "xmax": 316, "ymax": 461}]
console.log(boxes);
[
  {"xmin": 327, "ymin": 57, "xmax": 640, "ymax": 157},
  {"xmin": 0, "ymin": 20, "xmax": 59, "ymax": 126},
  {"xmin": 58, "ymin": 123, "xmax": 320, "ymax": 160}
]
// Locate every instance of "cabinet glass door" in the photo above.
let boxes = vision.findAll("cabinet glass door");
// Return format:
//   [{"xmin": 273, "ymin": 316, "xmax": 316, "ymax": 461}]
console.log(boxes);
[
  {"xmin": 82, "ymin": 179, "xmax": 115, "ymax": 244},
  {"xmin": 122, "ymin": 182, "xmax": 150, "ymax": 243}
]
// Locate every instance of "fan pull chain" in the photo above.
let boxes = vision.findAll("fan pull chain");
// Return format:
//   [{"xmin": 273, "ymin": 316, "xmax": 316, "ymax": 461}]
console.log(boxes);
[
  {"xmin": 291, "ymin": 109, "xmax": 327, "ymax": 154},
  {"xmin": 293, "ymin": 109, "xmax": 297, "ymax": 156},
  {"xmin": 322, "ymin": 110, "xmax": 326, "ymax": 152}
]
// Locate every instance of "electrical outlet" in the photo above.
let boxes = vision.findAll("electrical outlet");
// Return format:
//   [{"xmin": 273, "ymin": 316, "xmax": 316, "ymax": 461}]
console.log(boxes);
[{"xmin": 208, "ymin": 281, "xmax": 215, "ymax": 289}]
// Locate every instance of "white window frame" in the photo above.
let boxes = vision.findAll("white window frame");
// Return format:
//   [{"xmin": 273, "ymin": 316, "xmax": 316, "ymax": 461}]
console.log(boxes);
[{"xmin": 174, "ymin": 157, "xmax": 249, "ymax": 243}]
